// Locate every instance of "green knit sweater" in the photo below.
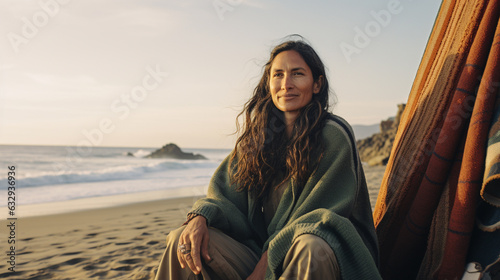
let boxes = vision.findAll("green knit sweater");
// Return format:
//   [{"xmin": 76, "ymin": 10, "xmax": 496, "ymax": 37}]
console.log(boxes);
[{"xmin": 190, "ymin": 114, "xmax": 381, "ymax": 279}]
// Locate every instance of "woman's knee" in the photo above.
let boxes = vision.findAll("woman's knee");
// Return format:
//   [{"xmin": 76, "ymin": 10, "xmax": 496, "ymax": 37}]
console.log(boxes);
[
  {"xmin": 294, "ymin": 234, "xmax": 330, "ymax": 251},
  {"xmin": 165, "ymin": 226, "xmax": 185, "ymax": 248},
  {"xmin": 292, "ymin": 234, "xmax": 337, "ymax": 264},
  {"xmin": 282, "ymin": 234, "xmax": 340, "ymax": 279}
]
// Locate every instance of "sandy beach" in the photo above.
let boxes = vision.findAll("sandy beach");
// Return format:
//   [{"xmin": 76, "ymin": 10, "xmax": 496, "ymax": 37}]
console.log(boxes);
[{"xmin": 1, "ymin": 165, "xmax": 385, "ymax": 280}]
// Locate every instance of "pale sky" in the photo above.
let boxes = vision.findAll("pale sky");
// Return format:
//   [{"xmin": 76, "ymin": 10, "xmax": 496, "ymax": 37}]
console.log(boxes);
[{"xmin": 0, "ymin": 0, "xmax": 442, "ymax": 149}]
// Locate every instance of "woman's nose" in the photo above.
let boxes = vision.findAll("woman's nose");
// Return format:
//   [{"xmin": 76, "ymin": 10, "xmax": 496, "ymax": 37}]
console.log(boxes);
[{"xmin": 282, "ymin": 74, "xmax": 293, "ymax": 90}]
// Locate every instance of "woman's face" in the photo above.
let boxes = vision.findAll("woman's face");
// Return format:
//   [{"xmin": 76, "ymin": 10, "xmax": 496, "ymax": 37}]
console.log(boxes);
[{"xmin": 269, "ymin": 50, "xmax": 321, "ymax": 121}]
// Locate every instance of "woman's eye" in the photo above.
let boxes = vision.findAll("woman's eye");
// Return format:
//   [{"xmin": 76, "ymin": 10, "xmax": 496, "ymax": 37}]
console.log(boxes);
[
  {"xmin": 294, "ymin": 72, "xmax": 304, "ymax": 76},
  {"xmin": 273, "ymin": 72, "xmax": 283, "ymax": 77}
]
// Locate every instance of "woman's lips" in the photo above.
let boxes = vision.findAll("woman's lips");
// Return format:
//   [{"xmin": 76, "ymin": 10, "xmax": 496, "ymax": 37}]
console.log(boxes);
[{"xmin": 281, "ymin": 93, "xmax": 299, "ymax": 100}]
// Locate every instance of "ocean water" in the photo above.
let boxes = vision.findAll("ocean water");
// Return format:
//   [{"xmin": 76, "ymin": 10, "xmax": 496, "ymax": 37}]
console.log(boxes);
[{"xmin": 0, "ymin": 145, "xmax": 230, "ymax": 209}]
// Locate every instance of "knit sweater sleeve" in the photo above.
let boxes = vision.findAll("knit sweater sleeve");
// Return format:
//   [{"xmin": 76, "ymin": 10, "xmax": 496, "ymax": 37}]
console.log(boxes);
[
  {"xmin": 264, "ymin": 116, "xmax": 381, "ymax": 279},
  {"xmin": 188, "ymin": 153, "xmax": 260, "ymax": 251}
]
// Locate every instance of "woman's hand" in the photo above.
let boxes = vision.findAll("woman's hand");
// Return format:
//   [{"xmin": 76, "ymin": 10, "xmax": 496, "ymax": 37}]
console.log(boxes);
[
  {"xmin": 246, "ymin": 250, "xmax": 268, "ymax": 280},
  {"xmin": 177, "ymin": 215, "xmax": 211, "ymax": 274}
]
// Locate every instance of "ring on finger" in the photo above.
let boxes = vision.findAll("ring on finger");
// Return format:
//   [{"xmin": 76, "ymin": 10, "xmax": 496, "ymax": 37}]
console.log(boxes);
[{"xmin": 178, "ymin": 244, "xmax": 191, "ymax": 254}]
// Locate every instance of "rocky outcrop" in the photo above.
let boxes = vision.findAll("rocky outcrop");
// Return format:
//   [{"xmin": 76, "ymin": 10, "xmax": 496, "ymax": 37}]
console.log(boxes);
[
  {"xmin": 356, "ymin": 104, "xmax": 406, "ymax": 166},
  {"xmin": 145, "ymin": 143, "xmax": 206, "ymax": 160}
]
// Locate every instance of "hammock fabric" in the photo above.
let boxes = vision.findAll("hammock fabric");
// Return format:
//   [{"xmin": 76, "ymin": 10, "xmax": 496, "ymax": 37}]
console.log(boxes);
[{"xmin": 373, "ymin": 0, "xmax": 500, "ymax": 279}]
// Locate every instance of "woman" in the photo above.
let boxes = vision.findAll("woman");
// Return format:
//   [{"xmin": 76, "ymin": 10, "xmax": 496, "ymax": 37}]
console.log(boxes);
[{"xmin": 155, "ymin": 38, "xmax": 381, "ymax": 279}]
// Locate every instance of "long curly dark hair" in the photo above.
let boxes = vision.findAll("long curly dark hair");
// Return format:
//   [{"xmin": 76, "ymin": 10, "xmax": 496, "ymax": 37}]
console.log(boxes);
[{"xmin": 230, "ymin": 38, "xmax": 331, "ymax": 198}]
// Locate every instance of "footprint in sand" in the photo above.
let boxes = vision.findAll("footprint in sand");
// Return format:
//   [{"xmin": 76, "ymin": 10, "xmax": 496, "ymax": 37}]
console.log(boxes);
[
  {"xmin": 61, "ymin": 251, "xmax": 82, "ymax": 256},
  {"xmin": 152, "ymin": 252, "xmax": 163, "ymax": 259},
  {"xmin": 84, "ymin": 232, "xmax": 100, "ymax": 239},
  {"xmin": 0, "ymin": 271, "xmax": 25, "ymax": 278},
  {"xmin": 112, "ymin": 265, "xmax": 134, "ymax": 271},
  {"xmin": 39, "ymin": 255, "xmax": 54, "ymax": 261},
  {"xmin": 47, "ymin": 263, "xmax": 61, "ymax": 270},
  {"xmin": 88, "ymin": 242, "xmax": 112, "ymax": 250},
  {"xmin": 91, "ymin": 271, "xmax": 108, "ymax": 277},
  {"xmin": 115, "ymin": 242, "xmax": 133, "ymax": 246},
  {"xmin": 63, "ymin": 257, "xmax": 87, "ymax": 265},
  {"xmin": 18, "ymin": 251, "xmax": 33, "ymax": 255},
  {"xmin": 83, "ymin": 263, "xmax": 98, "ymax": 270},
  {"xmin": 96, "ymin": 255, "xmax": 113, "ymax": 264},
  {"xmin": 119, "ymin": 258, "xmax": 143, "ymax": 264}
]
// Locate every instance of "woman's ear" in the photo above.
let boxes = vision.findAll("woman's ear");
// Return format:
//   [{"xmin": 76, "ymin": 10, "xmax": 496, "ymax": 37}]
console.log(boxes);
[{"xmin": 313, "ymin": 75, "xmax": 323, "ymax": 94}]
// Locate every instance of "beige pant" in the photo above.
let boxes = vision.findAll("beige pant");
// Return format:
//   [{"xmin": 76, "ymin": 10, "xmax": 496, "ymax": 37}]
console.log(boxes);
[{"xmin": 154, "ymin": 227, "xmax": 340, "ymax": 280}]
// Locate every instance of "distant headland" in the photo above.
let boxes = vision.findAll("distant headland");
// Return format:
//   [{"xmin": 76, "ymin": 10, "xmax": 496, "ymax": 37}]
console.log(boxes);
[{"xmin": 356, "ymin": 104, "xmax": 406, "ymax": 166}]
